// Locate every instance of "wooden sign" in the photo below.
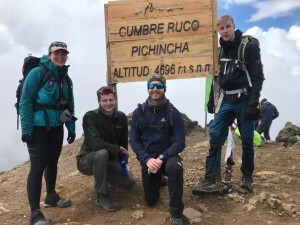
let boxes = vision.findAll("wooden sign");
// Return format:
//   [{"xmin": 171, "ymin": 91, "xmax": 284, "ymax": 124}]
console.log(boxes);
[{"xmin": 105, "ymin": 0, "xmax": 218, "ymax": 84}]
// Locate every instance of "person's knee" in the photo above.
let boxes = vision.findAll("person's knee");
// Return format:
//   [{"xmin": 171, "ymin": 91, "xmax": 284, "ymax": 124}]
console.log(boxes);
[
  {"xmin": 94, "ymin": 149, "xmax": 109, "ymax": 162},
  {"xmin": 166, "ymin": 162, "xmax": 183, "ymax": 176},
  {"xmin": 209, "ymin": 127, "xmax": 219, "ymax": 138},
  {"xmin": 145, "ymin": 195, "xmax": 159, "ymax": 206},
  {"xmin": 242, "ymin": 138, "xmax": 254, "ymax": 150}
]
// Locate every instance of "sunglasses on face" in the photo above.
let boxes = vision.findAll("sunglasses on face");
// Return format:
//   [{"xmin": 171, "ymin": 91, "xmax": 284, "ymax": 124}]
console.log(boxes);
[
  {"xmin": 148, "ymin": 83, "xmax": 165, "ymax": 89},
  {"xmin": 50, "ymin": 41, "xmax": 67, "ymax": 48},
  {"xmin": 97, "ymin": 87, "xmax": 115, "ymax": 95}
]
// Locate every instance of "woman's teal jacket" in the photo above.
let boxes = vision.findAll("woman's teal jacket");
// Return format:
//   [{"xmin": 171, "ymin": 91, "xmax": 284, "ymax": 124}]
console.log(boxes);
[{"xmin": 19, "ymin": 55, "xmax": 76, "ymax": 136}]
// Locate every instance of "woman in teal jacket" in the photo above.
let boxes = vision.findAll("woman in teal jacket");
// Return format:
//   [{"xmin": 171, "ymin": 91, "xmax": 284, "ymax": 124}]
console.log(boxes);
[{"xmin": 19, "ymin": 41, "xmax": 76, "ymax": 225}]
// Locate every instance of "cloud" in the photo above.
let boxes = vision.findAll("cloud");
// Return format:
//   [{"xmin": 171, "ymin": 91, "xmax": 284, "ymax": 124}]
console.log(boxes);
[
  {"xmin": 244, "ymin": 25, "xmax": 300, "ymax": 137},
  {"xmin": 249, "ymin": 0, "xmax": 300, "ymax": 22},
  {"xmin": 219, "ymin": 0, "xmax": 300, "ymax": 22},
  {"xmin": 0, "ymin": 0, "xmax": 300, "ymax": 172},
  {"xmin": 220, "ymin": 0, "xmax": 257, "ymax": 9}
]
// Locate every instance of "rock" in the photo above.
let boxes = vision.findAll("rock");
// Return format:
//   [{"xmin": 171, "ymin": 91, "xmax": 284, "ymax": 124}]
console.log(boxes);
[
  {"xmin": 0, "ymin": 203, "xmax": 10, "ymax": 213},
  {"xmin": 132, "ymin": 210, "xmax": 144, "ymax": 219},
  {"xmin": 256, "ymin": 171, "xmax": 278, "ymax": 176},
  {"xmin": 227, "ymin": 193, "xmax": 245, "ymax": 203},
  {"xmin": 196, "ymin": 204, "xmax": 208, "ymax": 213},
  {"xmin": 258, "ymin": 191, "xmax": 269, "ymax": 203},
  {"xmin": 183, "ymin": 207, "xmax": 203, "ymax": 224},
  {"xmin": 279, "ymin": 175, "xmax": 293, "ymax": 184},
  {"xmin": 242, "ymin": 204, "xmax": 256, "ymax": 212},
  {"xmin": 249, "ymin": 196, "xmax": 260, "ymax": 206},
  {"xmin": 282, "ymin": 203, "xmax": 297, "ymax": 215},
  {"xmin": 267, "ymin": 197, "xmax": 282, "ymax": 209},
  {"xmin": 275, "ymin": 122, "xmax": 300, "ymax": 147}
]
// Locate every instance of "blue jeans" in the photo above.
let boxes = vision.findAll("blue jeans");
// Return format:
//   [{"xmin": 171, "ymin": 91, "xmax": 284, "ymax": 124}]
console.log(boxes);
[{"xmin": 204, "ymin": 99, "xmax": 254, "ymax": 183}]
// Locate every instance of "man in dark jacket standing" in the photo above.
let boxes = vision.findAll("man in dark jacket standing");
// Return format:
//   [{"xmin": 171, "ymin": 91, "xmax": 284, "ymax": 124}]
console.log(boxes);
[
  {"xmin": 192, "ymin": 14, "xmax": 265, "ymax": 194},
  {"xmin": 130, "ymin": 75, "xmax": 185, "ymax": 225},
  {"xmin": 256, "ymin": 98, "xmax": 279, "ymax": 141},
  {"xmin": 76, "ymin": 86, "xmax": 134, "ymax": 212}
]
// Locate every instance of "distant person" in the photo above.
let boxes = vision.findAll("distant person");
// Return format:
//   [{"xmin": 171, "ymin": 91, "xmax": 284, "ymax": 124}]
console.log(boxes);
[
  {"xmin": 256, "ymin": 98, "xmax": 279, "ymax": 141},
  {"xmin": 20, "ymin": 41, "xmax": 76, "ymax": 225},
  {"xmin": 130, "ymin": 75, "xmax": 185, "ymax": 225},
  {"xmin": 192, "ymin": 14, "xmax": 264, "ymax": 195},
  {"xmin": 76, "ymin": 86, "xmax": 135, "ymax": 212},
  {"xmin": 254, "ymin": 101, "xmax": 263, "ymax": 129}
]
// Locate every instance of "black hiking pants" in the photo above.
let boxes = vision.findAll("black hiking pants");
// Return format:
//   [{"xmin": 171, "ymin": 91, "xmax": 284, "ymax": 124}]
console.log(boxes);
[
  {"xmin": 26, "ymin": 126, "xmax": 63, "ymax": 212},
  {"xmin": 141, "ymin": 155, "xmax": 184, "ymax": 219}
]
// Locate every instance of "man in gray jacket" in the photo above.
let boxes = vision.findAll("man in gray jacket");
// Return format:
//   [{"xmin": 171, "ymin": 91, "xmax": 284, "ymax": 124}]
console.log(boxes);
[{"xmin": 76, "ymin": 86, "xmax": 135, "ymax": 212}]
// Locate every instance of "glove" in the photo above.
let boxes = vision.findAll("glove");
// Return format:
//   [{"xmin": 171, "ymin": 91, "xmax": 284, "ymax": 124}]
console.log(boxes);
[
  {"xmin": 22, "ymin": 133, "xmax": 34, "ymax": 143},
  {"xmin": 207, "ymin": 102, "xmax": 214, "ymax": 114},
  {"xmin": 244, "ymin": 106, "xmax": 260, "ymax": 121},
  {"xmin": 207, "ymin": 83, "xmax": 215, "ymax": 114},
  {"xmin": 67, "ymin": 131, "xmax": 76, "ymax": 144}
]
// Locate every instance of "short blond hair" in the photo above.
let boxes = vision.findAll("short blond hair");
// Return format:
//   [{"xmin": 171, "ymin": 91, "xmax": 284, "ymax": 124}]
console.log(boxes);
[{"xmin": 217, "ymin": 14, "xmax": 235, "ymax": 27}]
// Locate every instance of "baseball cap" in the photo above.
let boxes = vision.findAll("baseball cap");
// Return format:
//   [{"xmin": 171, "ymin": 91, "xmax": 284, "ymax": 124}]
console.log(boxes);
[{"xmin": 48, "ymin": 41, "xmax": 69, "ymax": 54}]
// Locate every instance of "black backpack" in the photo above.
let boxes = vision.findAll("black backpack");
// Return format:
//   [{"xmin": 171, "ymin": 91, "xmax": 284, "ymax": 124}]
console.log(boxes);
[
  {"xmin": 15, "ymin": 55, "xmax": 51, "ymax": 130},
  {"xmin": 219, "ymin": 35, "xmax": 260, "ymax": 88},
  {"xmin": 135, "ymin": 102, "xmax": 174, "ymax": 130}
]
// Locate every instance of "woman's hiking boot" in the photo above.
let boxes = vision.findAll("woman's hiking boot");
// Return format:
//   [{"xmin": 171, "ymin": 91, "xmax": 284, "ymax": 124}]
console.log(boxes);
[
  {"xmin": 30, "ymin": 210, "xmax": 52, "ymax": 225},
  {"xmin": 43, "ymin": 192, "xmax": 72, "ymax": 208},
  {"xmin": 170, "ymin": 217, "xmax": 183, "ymax": 225}
]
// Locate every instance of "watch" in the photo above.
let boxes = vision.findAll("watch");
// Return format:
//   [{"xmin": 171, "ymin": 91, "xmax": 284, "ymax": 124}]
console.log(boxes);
[{"xmin": 158, "ymin": 154, "xmax": 164, "ymax": 160}]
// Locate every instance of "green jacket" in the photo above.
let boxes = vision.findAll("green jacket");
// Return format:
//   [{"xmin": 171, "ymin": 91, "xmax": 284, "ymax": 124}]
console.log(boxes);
[
  {"xmin": 19, "ymin": 55, "xmax": 75, "ymax": 136},
  {"xmin": 77, "ymin": 108, "xmax": 128, "ymax": 159}
]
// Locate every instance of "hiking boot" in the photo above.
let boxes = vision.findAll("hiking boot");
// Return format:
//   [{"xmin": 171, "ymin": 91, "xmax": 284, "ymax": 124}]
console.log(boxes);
[
  {"xmin": 30, "ymin": 210, "xmax": 52, "ymax": 225},
  {"xmin": 96, "ymin": 194, "xmax": 121, "ymax": 212},
  {"xmin": 170, "ymin": 217, "xmax": 183, "ymax": 225},
  {"xmin": 192, "ymin": 180, "xmax": 218, "ymax": 196},
  {"xmin": 240, "ymin": 176, "xmax": 253, "ymax": 191},
  {"xmin": 43, "ymin": 192, "xmax": 72, "ymax": 208}
]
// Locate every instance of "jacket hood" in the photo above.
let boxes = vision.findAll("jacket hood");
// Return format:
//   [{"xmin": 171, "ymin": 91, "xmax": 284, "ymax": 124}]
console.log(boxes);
[
  {"xmin": 40, "ymin": 55, "xmax": 69, "ymax": 78},
  {"xmin": 145, "ymin": 96, "xmax": 169, "ymax": 112}
]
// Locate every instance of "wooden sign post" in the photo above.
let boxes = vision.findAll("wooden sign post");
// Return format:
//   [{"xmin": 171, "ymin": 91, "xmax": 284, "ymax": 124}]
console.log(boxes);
[{"xmin": 105, "ymin": 0, "xmax": 218, "ymax": 85}]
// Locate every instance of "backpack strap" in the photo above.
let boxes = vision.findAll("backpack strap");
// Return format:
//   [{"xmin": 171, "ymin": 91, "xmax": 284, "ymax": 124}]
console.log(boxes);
[
  {"xmin": 66, "ymin": 76, "xmax": 73, "ymax": 109},
  {"xmin": 38, "ymin": 64, "xmax": 52, "ymax": 89},
  {"xmin": 166, "ymin": 102, "xmax": 174, "ymax": 127},
  {"xmin": 135, "ymin": 103, "xmax": 147, "ymax": 130},
  {"xmin": 238, "ymin": 36, "xmax": 253, "ymax": 87},
  {"xmin": 218, "ymin": 46, "xmax": 223, "ymax": 65},
  {"xmin": 35, "ymin": 64, "xmax": 53, "ymax": 131}
]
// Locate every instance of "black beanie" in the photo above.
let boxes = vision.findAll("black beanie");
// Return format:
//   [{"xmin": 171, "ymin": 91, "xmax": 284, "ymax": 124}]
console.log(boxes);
[{"xmin": 147, "ymin": 74, "xmax": 166, "ymax": 86}]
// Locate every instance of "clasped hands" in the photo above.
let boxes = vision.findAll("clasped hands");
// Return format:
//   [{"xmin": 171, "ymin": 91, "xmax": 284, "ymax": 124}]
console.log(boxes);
[{"xmin": 146, "ymin": 158, "xmax": 163, "ymax": 174}]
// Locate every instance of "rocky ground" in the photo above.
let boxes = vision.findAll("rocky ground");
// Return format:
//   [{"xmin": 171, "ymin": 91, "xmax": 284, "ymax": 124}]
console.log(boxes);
[{"xmin": 1, "ymin": 123, "xmax": 300, "ymax": 225}]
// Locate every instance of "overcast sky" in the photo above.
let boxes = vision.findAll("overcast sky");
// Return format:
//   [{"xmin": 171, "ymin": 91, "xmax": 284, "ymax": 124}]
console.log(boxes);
[{"xmin": 1, "ymin": 0, "xmax": 300, "ymax": 172}]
